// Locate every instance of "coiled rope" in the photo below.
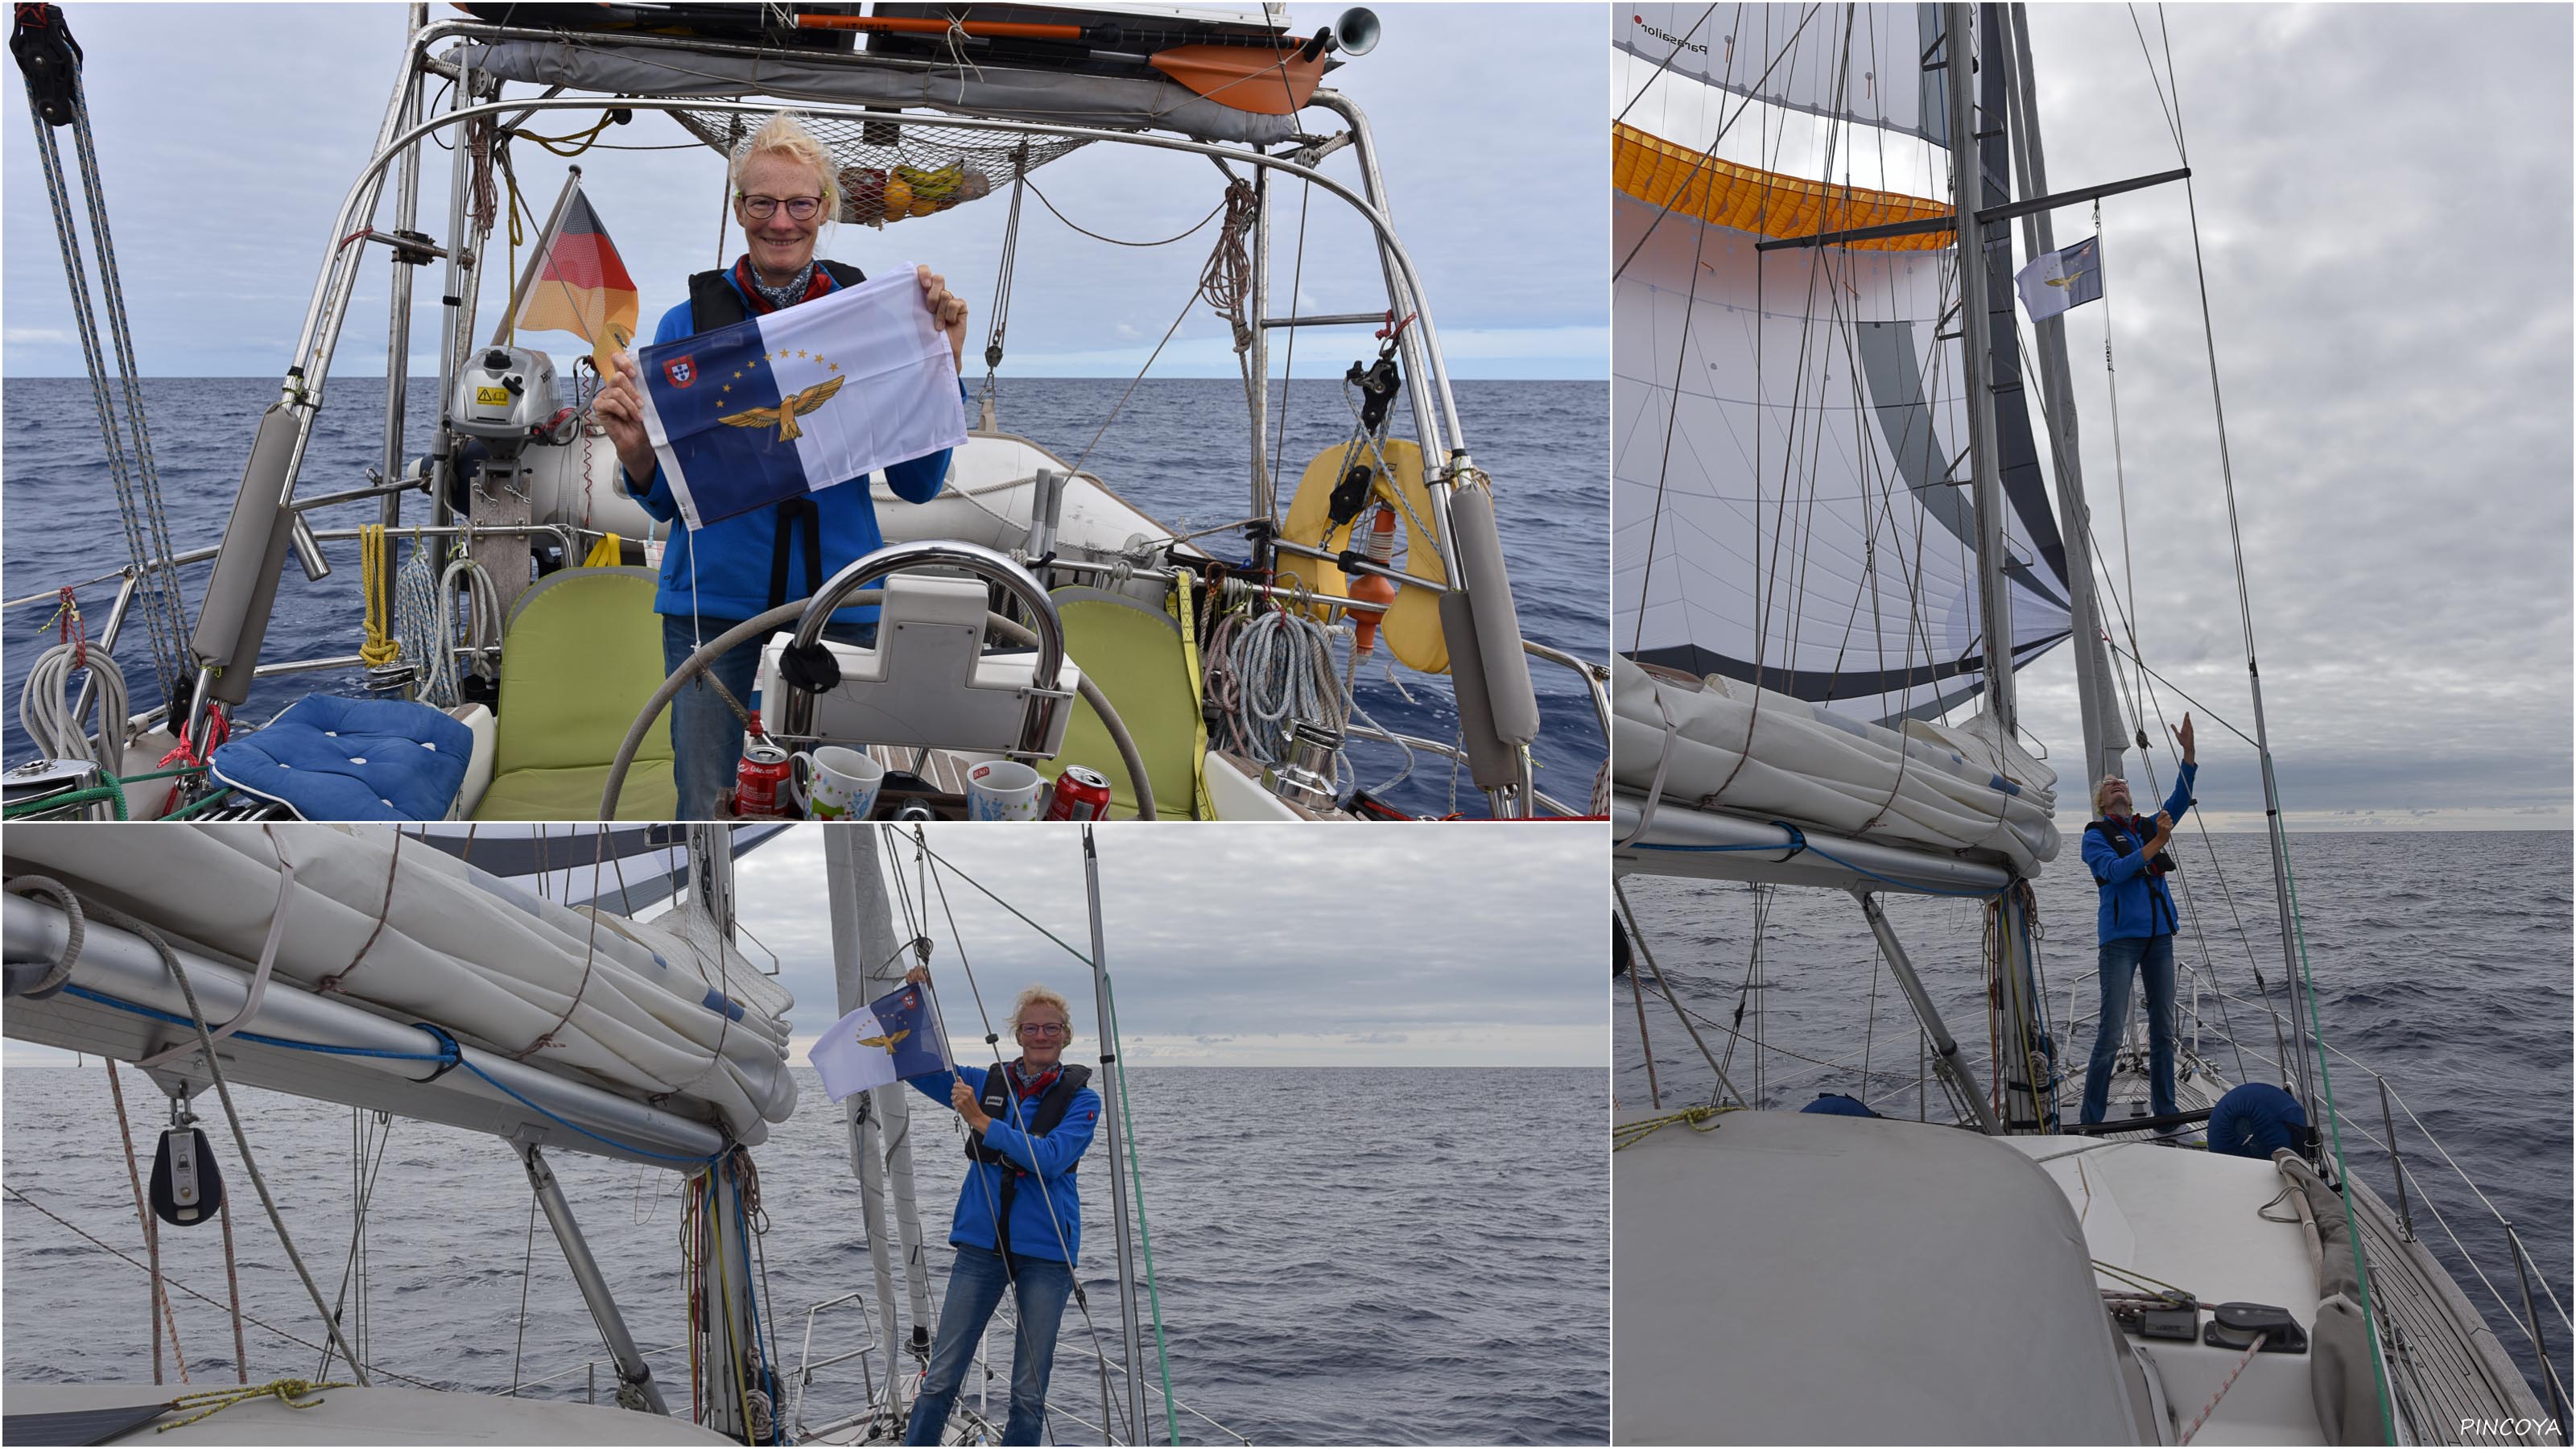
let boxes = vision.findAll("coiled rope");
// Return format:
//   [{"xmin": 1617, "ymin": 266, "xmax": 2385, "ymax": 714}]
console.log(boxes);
[
  {"xmin": 19, "ymin": 636, "xmax": 129, "ymax": 819},
  {"xmin": 357, "ymin": 526, "xmax": 399, "ymax": 667},
  {"xmin": 1216, "ymin": 609, "xmax": 1342, "ymax": 770},
  {"xmin": 392, "ymin": 540, "xmax": 502, "ymax": 707},
  {"xmin": 154, "ymin": 1378, "xmax": 349, "ymax": 1434},
  {"xmin": 1612, "ymin": 1104, "xmax": 1738, "ymax": 1151}
]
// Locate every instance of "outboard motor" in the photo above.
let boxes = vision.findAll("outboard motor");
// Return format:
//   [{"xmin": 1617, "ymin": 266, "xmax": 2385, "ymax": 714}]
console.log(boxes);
[
  {"xmin": 452, "ymin": 345, "xmax": 574, "ymax": 464},
  {"xmin": 449, "ymin": 345, "xmax": 577, "ymax": 618}
]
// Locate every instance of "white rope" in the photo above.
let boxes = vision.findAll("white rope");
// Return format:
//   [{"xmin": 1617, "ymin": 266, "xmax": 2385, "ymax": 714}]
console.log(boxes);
[
  {"xmin": 1220, "ymin": 608, "xmax": 1387, "ymax": 799},
  {"xmin": 393, "ymin": 542, "xmax": 504, "ymax": 708},
  {"xmin": 19, "ymin": 640, "xmax": 129, "ymax": 817}
]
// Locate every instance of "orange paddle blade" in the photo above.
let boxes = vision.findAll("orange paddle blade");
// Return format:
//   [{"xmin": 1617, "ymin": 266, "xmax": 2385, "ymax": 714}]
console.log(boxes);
[{"xmin": 1148, "ymin": 43, "xmax": 1323, "ymax": 116}]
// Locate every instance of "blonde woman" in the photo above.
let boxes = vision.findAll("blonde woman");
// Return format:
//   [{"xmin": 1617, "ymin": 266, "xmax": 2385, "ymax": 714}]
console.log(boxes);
[
  {"xmin": 594, "ymin": 111, "xmax": 972, "ymax": 815},
  {"xmin": 898, "ymin": 968, "xmax": 1099, "ymax": 1445}
]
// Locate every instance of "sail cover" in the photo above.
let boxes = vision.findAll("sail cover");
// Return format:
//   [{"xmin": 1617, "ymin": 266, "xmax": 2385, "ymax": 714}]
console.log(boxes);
[{"xmin": 1612, "ymin": 4, "xmax": 2074, "ymax": 730}]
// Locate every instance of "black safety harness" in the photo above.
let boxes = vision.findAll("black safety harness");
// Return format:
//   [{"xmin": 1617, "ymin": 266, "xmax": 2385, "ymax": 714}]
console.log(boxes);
[
  {"xmin": 967, "ymin": 1060, "xmax": 1090, "ymax": 1260},
  {"xmin": 685, "ymin": 259, "xmax": 868, "ymax": 612}
]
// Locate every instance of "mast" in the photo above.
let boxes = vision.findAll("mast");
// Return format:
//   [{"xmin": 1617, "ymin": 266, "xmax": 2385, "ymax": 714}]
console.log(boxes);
[
  {"xmin": 2003, "ymin": 3, "xmax": 2127, "ymax": 786},
  {"xmin": 1947, "ymin": 2, "xmax": 2049, "ymax": 1132},
  {"xmin": 1080, "ymin": 828, "xmax": 1151, "ymax": 1444},
  {"xmin": 821, "ymin": 824, "xmax": 914, "ymax": 1429},
  {"xmin": 1947, "ymin": 2, "xmax": 2014, "ymax": 737}
]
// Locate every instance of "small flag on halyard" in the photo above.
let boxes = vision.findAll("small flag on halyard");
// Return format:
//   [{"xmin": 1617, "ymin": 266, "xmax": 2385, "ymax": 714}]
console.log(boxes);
[
  {"xmin": 634, "ymin": 269, "xmax": 968, "ymax": 530},
  {"xmin": 808, "ymin": 982, "xmax": 950, "ymax": 1102},
  {"xmin": 2015, "ymin": 234, "xmax": 2104, "ymax": 322},
  {"xmin": 509, "ymin": 183, "xmax": 639, "ymax": 377}
]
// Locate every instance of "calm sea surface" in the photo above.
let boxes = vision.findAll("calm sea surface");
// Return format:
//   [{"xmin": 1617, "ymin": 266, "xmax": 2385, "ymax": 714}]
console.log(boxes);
[
  {"xmin": 2, "ymin": 1064, "xmax": 1608, "ymax": 1444},
  {"xmin": 1, "ymin": 375, "xmax": 1608, "ymax": 818},
  {"xmin": 1616, "ymin": 828, "xmax": 2574, "ymax": 1403}
]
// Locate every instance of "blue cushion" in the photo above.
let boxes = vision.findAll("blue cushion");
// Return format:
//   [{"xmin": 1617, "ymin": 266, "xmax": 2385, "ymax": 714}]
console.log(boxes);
[
  {"xmin": 211, "ymin": 696, "xmax": 473, "ymax": 821},
  {"xmin": 1799, "ymin": 1092, "xmax": 1880, "ymax": 1118}
]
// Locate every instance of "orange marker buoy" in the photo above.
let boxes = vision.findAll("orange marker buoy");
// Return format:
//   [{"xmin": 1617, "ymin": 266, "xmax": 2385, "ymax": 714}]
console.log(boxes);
[{"xmin": 1350, "ymin": 506, "xmax": 1400, "ymax": 656}]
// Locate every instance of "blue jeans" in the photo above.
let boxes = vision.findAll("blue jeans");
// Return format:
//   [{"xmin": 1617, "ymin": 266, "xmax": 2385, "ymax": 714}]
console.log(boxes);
[
  {"xmin": 905, "ymin": 1245, "xmax": 1073, "ymax": 1447},
  {"xmin": 2080, "ymin": 933, "xmax": 2178, "ymax": 1125},
  {"xmin": 661, "ymin": 614, "xmax": 874, "ymax": 818}
]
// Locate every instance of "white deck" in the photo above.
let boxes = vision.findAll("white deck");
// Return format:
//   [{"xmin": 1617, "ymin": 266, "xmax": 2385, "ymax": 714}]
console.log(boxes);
[{"xmin": 2011, "ymin": 1134, "xmax": 2328, "ymax": 1444}]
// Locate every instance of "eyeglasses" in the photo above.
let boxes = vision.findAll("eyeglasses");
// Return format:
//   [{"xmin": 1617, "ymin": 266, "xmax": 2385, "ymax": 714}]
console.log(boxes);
[
  {"xmin": 739, "ymin": 194, "xmax": 823, "ymax": 221},
  {"xmin": 1018, "ymin": 1022, "xmax": 1068, "ymax": 1039}
]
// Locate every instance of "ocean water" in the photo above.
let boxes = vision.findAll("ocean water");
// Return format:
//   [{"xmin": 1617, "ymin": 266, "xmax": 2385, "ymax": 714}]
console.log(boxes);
[
  {"xmin": 2, "ymin": 1065, "xmax": 1609, "ymax": 1444},
  {"xmin": 1, "ymin": 374, "xmax": 1608, "ymax": 818},
  {"xmin": 1615, "ymin": 829, "xmax": 2574, "ymax": 1404}
]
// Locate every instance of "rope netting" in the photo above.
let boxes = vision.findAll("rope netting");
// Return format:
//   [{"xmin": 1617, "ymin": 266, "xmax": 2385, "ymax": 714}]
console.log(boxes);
[{"xmin": 671, "ymin": 109, "xmax": 1083, "ymax": 225}]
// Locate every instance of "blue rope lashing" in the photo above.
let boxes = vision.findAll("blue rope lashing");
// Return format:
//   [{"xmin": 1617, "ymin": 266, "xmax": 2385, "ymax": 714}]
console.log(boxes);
[{"xmin": 406, "ymin": 1022, "xmax": 463, "ymax": 1084}]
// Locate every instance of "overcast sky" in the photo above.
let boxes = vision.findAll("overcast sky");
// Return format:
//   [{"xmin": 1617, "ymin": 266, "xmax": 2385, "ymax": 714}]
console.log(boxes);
[
  {"xmin": 1990, "ymin": 5, "xmax": 2572, "ymax": 832},
  {"xmin": 1, "ymin": 3, "xmax": 1605, "ymax": 379}
]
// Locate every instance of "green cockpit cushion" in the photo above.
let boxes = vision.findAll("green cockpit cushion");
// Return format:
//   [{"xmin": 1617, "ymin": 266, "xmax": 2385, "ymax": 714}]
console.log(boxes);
[
  {"xmin": 473, "ymin": 758, "xmax": 678, "ymax": 821},
  {"xmin": 473, "ymin": 567, "xmax": 676, "ymax": 820},
  {"xmin": 1045, "ymin": 586, "xmax": 1202, "ymax": 820}
]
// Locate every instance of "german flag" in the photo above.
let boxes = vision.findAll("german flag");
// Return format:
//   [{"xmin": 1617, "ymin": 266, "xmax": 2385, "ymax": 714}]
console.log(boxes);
[{"xmin": 510, "ymin": 184, "xmax": 638, "ymax": 377}]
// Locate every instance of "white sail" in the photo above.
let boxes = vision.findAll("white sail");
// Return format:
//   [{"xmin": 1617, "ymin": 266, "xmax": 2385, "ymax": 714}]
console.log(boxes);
[
  {"xmin": 1613, "ymin": 7, "xmax": 2078, "ymax": 733},
  {"xmin": 1612, "ymin": 3, "xmax": 1950, "ymax": 148}
]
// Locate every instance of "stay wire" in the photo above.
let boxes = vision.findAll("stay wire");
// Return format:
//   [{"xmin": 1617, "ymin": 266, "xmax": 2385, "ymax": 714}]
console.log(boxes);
[{"xmin": 1, "ymin": 1186, "xmax": 446, "ymax": 1390}]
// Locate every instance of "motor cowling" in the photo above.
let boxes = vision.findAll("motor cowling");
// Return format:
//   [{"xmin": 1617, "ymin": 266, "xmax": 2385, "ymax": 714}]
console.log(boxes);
[{"xmin": 452, "ymin": 345, "xmax": 571, "ymax": 455}]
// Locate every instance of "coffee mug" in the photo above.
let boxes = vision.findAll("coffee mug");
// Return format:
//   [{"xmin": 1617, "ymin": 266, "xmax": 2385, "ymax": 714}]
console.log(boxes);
[
  {"xmin": 791, "ymin": 745, "xmax": 885, "ymax": 821},
  {"xmin": 964, "ymin": 759, "xmax": 1042, "ymax": 821}
]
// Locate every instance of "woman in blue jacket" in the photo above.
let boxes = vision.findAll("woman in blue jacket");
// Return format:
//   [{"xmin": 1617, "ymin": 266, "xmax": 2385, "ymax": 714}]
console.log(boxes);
[
  {"xmin": 592, "ymin": 111, "xmax": 970, "ymax": 815},
  {"xmin": 2077, "ymin": 713, "xmax": 2197, "ymax": 1126},
  {"xmin": 900, "ymin": 968, "xmax": 1099, "ymax": 1446}
]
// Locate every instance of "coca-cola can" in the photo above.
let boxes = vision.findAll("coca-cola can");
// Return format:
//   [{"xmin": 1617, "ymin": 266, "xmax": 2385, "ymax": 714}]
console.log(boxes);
[
  {"xmin": 734, "ymin": 743, "xmax": 795, "ymax": 819},
  {"xmin": 1043, "ymin": 766, "xmax": 1114, "ymax": 821}
]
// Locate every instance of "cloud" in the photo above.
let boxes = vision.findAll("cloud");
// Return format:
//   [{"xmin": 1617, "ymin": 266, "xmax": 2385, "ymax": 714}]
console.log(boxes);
[
  {"xmin": 697, "ymin": 825, "xmax": 1602, "ymax": 1068},
  {"xmin": 1992, "ymin": 6, "xmax": 2573, "ymax": 824}
]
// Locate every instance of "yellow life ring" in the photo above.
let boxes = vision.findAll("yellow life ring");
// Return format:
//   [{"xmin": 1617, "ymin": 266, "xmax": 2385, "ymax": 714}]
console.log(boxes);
[{"xmin": 1280, "ymin": 437, "xmax": 1449, "ymax": 674}]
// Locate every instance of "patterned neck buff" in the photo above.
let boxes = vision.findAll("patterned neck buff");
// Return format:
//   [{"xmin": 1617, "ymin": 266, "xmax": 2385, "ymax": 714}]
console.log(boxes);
[{"xmin": 745, "ymin": 258, "xmax": 818, "ymax": 315}]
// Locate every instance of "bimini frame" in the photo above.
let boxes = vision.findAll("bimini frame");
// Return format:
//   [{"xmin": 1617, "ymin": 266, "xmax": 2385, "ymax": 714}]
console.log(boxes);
[{"xmin": 163, "ymin": 8, "xmax": 1570, "ymax": 815}]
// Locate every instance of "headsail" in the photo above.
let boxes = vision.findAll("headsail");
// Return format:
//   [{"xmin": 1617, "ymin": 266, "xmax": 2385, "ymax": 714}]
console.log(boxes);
[{"xmin": 1612, "ymin": 2, "xmax": 2075, "ymax": 730}]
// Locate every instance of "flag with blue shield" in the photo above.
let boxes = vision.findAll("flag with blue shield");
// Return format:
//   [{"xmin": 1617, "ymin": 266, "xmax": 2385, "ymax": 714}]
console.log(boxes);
[
  {"xmin": 808, "ymin": 981, "xmax": 952, "ymax": 1102},
  {"xmin": 636, "ymin": 266, "xmax": 968, "ymax": 530},
  {"xmin": 2014, "ymin": 234, "xmax": 2105, "ymax": 322}
]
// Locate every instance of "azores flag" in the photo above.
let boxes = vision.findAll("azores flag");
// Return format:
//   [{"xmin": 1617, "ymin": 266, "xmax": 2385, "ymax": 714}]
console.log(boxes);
[
  {"xmin": 808, "ymin": 981, "xmax": 951, "ymax": 1102},
  {"xmin": 2015, "ymin": 234, "xmax": 2105, "ymax": 323},
  {"xmin": 634, "ymin": 268, "xmax": 968, "ymax": 530}
]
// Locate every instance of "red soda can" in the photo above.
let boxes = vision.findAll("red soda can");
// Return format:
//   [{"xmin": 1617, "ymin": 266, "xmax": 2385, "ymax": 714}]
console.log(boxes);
[
  {"xmin": 1044, "ymin": 766, "xmax": 1114, "ymax": 821},
  {"xmin": 734, "ymin": 742, "xmax": 795, "ymax": 819}
]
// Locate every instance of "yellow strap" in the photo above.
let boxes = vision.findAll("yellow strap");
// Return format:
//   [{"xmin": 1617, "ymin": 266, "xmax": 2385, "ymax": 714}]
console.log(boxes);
[
  {"xmin": 157, "ymin": 1378, "xmax": 348, "ymax": 1433},
  {"xmin": 1170, "ymin": 569, "xmax": 1209, "ymax": 820},
  {"xmin": 581, "ymin": 531, "xmax": 624, "ymax": 568},
  {"xmin": 357, "ymin": 526, "xmax": 398, "ymax": 667}
]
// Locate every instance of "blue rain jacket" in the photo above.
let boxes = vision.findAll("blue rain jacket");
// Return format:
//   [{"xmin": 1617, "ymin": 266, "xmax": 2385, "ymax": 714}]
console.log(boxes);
[
  {"xmin": 620, "ymin": 266, "xmax": 953, "ymax": 624},
  {"xmin": 2081, "ymin": 761, "xmax": 2198, "ymax": 943},
  {"xmin": 908, "ymin": 1062, "xmax": 1099, "ymax": 1265}
]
